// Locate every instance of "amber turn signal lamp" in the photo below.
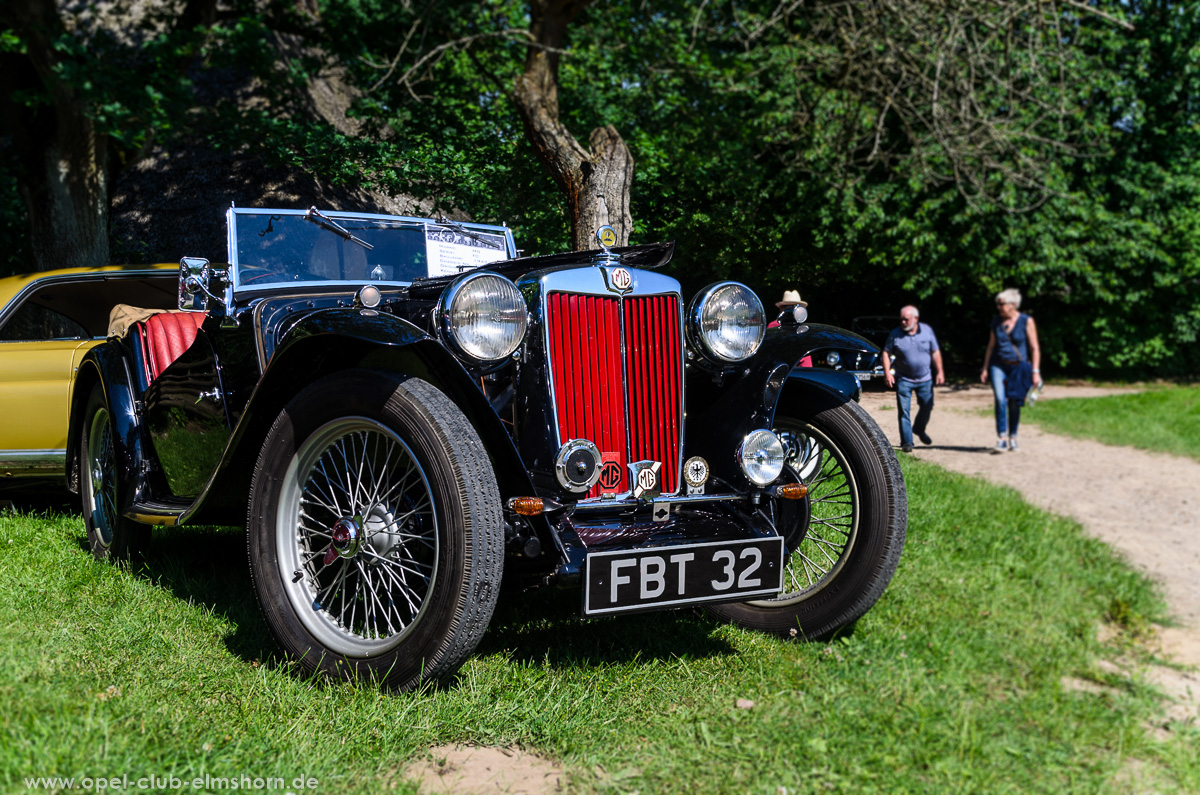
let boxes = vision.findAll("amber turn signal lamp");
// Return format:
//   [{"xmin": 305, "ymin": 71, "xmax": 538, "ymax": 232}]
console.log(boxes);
[
  {"xmin": 508, "ymin": 497, "xmax": 545, "ymax": 516},
  {"xmin": 775, "ymin": 483, "xmax": 808, "ymax": 500}
]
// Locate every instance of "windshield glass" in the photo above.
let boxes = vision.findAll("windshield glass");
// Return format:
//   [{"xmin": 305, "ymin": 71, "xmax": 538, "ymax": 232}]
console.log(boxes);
[{"xmin": 229, "ymin": 209, "xmax": 513, "ymax": 291}]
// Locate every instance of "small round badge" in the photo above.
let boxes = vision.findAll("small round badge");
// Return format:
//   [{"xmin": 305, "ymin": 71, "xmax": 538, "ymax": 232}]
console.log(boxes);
[
  {"xmin": 596, "ymin": 225, "xmax": 617, "ymax": 249},
  {"xmin": 683, "ymin": 456, "xmax": 710, "ymax": 488}
]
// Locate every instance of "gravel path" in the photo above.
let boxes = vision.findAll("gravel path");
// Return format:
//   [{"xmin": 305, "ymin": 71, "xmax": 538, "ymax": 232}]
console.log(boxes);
[{"xmin": 862, "ymin": 382, "xmax": 1200, "ymax": 721}]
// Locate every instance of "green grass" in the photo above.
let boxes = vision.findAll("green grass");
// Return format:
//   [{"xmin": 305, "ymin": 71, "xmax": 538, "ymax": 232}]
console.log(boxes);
[
  {"xmin": 2, "ymin": 461, "xmax": 1197, "ymax": 794},
  {"xmin": 1029, "ymin": 385, "xmax": 1200, "ymax": 461}
]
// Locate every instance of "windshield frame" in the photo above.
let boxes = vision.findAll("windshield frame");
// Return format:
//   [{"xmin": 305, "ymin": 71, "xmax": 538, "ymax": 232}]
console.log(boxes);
[{"xmin": 225, "ymin": 207, "xmax": 517, "ymax": 295}]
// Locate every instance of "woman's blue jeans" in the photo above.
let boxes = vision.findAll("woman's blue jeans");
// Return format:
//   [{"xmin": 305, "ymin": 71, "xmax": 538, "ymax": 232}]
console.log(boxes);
[{"xmin": 989, "ymin": 363, "xmax": 1021, "ymax": 437}]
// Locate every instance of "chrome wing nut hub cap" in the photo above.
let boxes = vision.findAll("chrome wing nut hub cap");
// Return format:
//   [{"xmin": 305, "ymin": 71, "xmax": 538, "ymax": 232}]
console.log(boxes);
[{"xmin": 324, "ymin": 516, "xmax": 364, "ymax": 564}]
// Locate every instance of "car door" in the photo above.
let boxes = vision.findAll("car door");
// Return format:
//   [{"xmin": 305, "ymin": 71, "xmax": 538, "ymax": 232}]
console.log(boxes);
[
  {"xmin": 0, "ymin": 304, "xmax": 95, "ymax": 477},
  {"xmin": 144, "ymin": 326, "xmax": 232, "ymax": 498}
]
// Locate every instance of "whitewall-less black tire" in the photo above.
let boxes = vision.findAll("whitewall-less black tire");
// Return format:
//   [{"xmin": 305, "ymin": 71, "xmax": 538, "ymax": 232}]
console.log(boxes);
[
  {"xmin": 80, "ymin": 385, "xmax": 149, "ymax": 561},
  {"xmin": 708, "ymin": 394, "xmax": 906, "ymax": 639},
  {"xmin": 247, "ymin": 372, "xmax": 504, "ymax": 689}
]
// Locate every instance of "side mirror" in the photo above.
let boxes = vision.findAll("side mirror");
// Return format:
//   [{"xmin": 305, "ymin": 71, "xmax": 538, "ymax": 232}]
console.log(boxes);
[
  {"xmin": 179, "ymin": 257, "xmax": 211, "ymax": 311},
  {"xmin": 178, "ymin": 257, "xmax": 231, "ymax": 319}
]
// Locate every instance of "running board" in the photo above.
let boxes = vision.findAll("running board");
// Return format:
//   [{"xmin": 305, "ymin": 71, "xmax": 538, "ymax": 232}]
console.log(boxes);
[{"xmin": 125, "ymin": 499, "xmax": 190, "ymax": 526}]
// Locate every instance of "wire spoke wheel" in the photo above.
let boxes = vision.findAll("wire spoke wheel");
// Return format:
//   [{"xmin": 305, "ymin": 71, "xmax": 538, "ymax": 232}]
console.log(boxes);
[
  {"xmin": 85, "ymin": 406, "xmax": 119, "ymax": 549},
  {"xmin": 758, "ymin": 420, "xmax": 859, "ymax": 606},
  {"xmin": 249, "ymin": 373, "xmax": 503, "ymax": 690},
  {"xmin": 707, "ymin": 394, "xmax": 905, "ymax": 640},
  {"xmin": 79, "ymin": 384, "xmax": 148, "ymax": 561},
  {"xmin": 279, "ymin": 418, "xmax": 438, "ymax": 657}
]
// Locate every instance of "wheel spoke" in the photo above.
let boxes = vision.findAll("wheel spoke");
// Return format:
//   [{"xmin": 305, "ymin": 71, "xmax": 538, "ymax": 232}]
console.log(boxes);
[
  {"xmin": 279, "ymin": 419, "xmax": 439, "ymax": 654},
  {"xmin": 764, "ymin": 419, "xmax": 861, "ymax": 605}
]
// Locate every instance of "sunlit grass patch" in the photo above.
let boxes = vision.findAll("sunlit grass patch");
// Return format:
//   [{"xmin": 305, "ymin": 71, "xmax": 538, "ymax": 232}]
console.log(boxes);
[
  {"xmin": 1, "ymin": 460, "xmax": 1197, "ymax": 794},
  {"xmin": 1030, "ymin": 384, "xmax": 1200, "ymax": 461}
]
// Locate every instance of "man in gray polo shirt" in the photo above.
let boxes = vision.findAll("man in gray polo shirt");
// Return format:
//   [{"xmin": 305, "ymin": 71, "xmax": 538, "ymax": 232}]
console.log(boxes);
[{"xmin": 881, "ymin": 305, "xmax": 945, "ymax": 453}]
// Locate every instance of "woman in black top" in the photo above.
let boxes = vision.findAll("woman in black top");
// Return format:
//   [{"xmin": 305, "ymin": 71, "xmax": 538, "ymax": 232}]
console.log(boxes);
[{"xmin": 980, "ymin": 288, "xmax": 1042, "ymax": 452}]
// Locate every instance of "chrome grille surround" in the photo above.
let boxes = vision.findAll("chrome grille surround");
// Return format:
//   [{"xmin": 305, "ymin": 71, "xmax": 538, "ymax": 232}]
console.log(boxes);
[{"xmin": 535, "ymin": 267, "xmax": 685, "ymax": 501}]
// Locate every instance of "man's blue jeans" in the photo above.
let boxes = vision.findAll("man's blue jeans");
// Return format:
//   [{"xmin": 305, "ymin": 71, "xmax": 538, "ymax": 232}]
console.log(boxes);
[{"xmin": 896, "ymin": 378, "xmax": 934, "ymax": 447}]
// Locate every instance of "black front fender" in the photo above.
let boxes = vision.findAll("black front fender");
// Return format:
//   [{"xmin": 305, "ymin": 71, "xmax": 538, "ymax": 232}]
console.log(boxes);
[
  {"xmin": 683, "ymin": 323, "xmax": 864, "ymax": 489},
  {"xmin": 187, "ymin": 309, "xmax": 537, "ymax": 525}
]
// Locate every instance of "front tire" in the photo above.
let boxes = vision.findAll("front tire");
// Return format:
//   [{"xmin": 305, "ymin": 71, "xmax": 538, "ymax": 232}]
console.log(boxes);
[
  {"xmin": 248, "ymin": 372, "xmax": 504, "ymax": 690},
  {"xmin": 708, "ymin": 393, "xmax": 906, "ymax": 640},
  {"xmin": 80, "ymin": 385, "xmax": 149, "ymax": 561}
]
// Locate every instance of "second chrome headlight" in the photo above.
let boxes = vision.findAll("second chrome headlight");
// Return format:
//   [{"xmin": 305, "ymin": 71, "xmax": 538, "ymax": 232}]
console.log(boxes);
[
  {"xmin": 689, "ymin": 282, "xmax": 766, "ymax": 363},
  {"xmin": 439, "ymin": 272, "xmax": 528, "ymax": 365},
  {"xmin": 738, "ymin": 429, "xmax": 786, "ymax": 486}
]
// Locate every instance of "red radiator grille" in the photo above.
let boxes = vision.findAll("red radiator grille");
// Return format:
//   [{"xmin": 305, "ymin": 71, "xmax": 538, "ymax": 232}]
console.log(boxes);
[
  {"xmin": 624, "ymin": 295, "xmax": 681, "ymax": 495},
  {"xmin": 545, "ymin": 291, "xmax": 682, "ymax": 498},
  {"xmin": 548, "ymin": 293, "xmax": 627, "ymax": 495}
]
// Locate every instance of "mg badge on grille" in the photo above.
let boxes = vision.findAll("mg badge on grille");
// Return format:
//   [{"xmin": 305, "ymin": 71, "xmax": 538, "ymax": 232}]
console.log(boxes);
[
  {"xmin": 604, "ymin": 267, "xmax": 633, "ymax": 294},
  {"xmin": 598, "ymin": 453, "xmax": 624, "ymax": 492},
  {"xmin": 629, "ymin": 460, "xmax": 662, "ymax": 502}
]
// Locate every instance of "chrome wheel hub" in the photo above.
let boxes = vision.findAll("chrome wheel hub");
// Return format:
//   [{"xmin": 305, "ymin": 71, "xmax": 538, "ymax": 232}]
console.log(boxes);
[{"xmin": 324, "ymin": 516, "xmax": 365, "ymax": 564}]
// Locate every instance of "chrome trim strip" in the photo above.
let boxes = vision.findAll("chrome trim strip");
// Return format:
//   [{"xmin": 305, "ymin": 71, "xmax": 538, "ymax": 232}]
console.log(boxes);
[
  {"xmin": 572, "ymin": 492, "xmax": 745, "ymax": 513},
  {"xmin": 0, "ymin": 449, "xmax": 67, "ymax": 475},
  {"xmin": 535, "ymin": 267, "xmax": 687, "ymax": 499}
]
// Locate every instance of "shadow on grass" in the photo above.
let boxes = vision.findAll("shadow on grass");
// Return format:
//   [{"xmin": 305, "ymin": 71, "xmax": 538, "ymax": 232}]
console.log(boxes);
[
  {"xmin": 135, "ymin": 524, "xmax": 285, "ymax": 666},
  {"xmin": 136, "ymin": 526, "xmax": 736, "ymax": 675},
  {"xmin": 476, "ymin": 587, "xmax": 739, "ymax": 668},
  {"xmin": 21, "ymin": 495, "xmax": 734, "ymax": 679}
]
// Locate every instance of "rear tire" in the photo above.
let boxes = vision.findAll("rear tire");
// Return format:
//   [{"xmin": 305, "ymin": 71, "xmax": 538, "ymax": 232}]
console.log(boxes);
[
  {"xmin": 247, "ymin": 372, "xmax": 504, "ymax": 690},
  {"xmin": 80, "ymin": 385, "xmax": 149, "ymax": 561},
  {"xmin": 708, "ymin": 394, "xmax": 906, "ymax": 639}
]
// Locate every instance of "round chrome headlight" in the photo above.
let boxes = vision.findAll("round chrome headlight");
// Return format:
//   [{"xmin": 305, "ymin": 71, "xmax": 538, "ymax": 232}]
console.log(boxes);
[
  {"xmin": 689, "ymin": 282, "xmax": 766, "ymax": 363},
  {"xmin": 738, "ymin": 429, "xmax": 786, "ymax": 486},
  {"xmin": 826, "ymin": 351, "xmax": 841, "ymax": 367},
  {"xmin": 439, "ymin": 272, "xmax": 528, "ymax": 364}
]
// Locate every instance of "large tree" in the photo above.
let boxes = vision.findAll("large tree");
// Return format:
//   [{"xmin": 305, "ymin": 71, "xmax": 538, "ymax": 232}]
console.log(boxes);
[{"xmin": 0, "ymin": 0, "xmax": 221, "ymax": 272}]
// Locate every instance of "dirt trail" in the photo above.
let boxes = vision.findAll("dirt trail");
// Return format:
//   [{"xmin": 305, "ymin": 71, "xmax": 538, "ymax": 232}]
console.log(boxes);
[{"xmin": 863, "ymin": 382, "xmax": 1200, "ymax": 723}]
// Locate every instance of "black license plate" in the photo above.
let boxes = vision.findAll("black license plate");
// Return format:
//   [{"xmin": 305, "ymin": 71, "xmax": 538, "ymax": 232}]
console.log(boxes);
[{"xmin": 583, "ymin": 537, "xmax": 785, "ymax": 615}]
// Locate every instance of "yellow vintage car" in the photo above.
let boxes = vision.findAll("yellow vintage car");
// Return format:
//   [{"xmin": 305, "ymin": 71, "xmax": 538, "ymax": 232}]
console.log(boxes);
[{"xmin": 0, "ymin": 264, "xmax": 178, "ymax": 488}]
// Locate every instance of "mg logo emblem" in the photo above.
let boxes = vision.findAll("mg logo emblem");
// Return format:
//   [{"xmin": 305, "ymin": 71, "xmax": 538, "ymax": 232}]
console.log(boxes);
[
  {"xmin": 629, "ymin": 460, "xmax": 662, "ymax": 501},
  {"xmin": 598, "ymin": 454, "xmax": 623, "ymax": 491},
  {"xmin": 609, "ymin": 267, "xmax": 632, "ymax": 292}
]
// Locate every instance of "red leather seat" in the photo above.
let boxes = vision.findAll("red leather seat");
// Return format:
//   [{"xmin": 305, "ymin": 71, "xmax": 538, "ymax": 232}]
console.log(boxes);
[{"xmin": 138, "ymin": 312, "xmax": 206, "ymax": 382}]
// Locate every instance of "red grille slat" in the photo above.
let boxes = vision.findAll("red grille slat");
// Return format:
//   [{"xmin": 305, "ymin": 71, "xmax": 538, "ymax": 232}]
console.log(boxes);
[
  {"xmin": 622, "ymin": 295, "xmax": 681, "ymax": 495},
  {"xmin": 546, "ymin": 289, "xmax": 680, "ymax": 498}
]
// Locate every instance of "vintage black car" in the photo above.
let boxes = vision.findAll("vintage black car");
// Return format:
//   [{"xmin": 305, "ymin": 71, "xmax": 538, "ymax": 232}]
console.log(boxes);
[
  {"xmin": 774, "ymin": 304, "xmax": 886, "ymax": 384},
  {"xmin": 71, "ymin": 207, "xmax": 906, "ymax": 690}
]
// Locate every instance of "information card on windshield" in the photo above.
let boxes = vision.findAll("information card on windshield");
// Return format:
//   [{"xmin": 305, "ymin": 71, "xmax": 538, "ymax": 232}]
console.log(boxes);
[{"xmin": 425, "ymin": 226, "xmax": 508, "ymax": 277}]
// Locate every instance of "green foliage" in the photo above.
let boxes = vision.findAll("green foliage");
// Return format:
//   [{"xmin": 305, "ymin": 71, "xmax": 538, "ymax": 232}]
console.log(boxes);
[
  {"xmin": 2, "ymin": 0, "xmax": 1197, "ymax": 375},
  {"xmin": 310, "ymin": 0, "xmax": 1200, "ymax": 377},
  {"xmin": 0, "ymin": 167, "xmax": 28, "ymax": 277}
]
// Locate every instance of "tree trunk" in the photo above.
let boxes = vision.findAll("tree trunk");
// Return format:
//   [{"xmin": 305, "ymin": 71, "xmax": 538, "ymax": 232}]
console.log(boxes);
[
  {"xmin": 512, "ymin": 0, "xmax": 634, "ymax": 251},
  {"xmin": 0, "ymin": 0, "xmax": 111, "ymax": 272}
]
